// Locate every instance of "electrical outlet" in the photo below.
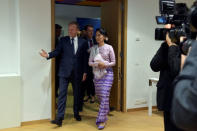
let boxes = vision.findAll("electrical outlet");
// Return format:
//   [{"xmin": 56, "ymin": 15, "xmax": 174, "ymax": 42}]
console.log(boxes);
[{"xmin": 134, "ymin": 99, "xmax": 147, "ymax": 105}]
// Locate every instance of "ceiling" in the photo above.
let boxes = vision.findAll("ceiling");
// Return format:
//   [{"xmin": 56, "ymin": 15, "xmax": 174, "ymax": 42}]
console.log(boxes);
[{"xmin": 55, "ymin": 0, "xmax": 110, "ymax": 7}]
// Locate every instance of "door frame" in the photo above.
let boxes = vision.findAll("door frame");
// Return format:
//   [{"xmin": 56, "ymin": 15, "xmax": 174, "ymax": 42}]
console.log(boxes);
[
  {"xmin": 121, "ymin": 0, "xmax": 128, "ymax": 112},
  {"xmin": 50, "ymin": 0, "xmax": 128, "ymax": 120},
  {"xmin": 51, "ymin": 0, "xmax": 56, "ymax": 120}
]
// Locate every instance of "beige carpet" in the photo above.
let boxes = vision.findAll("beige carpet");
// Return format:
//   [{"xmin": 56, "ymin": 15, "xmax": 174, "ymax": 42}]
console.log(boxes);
[{"xmin": 1, "ymin": 84, "xmax": 164, "ymax": 131}]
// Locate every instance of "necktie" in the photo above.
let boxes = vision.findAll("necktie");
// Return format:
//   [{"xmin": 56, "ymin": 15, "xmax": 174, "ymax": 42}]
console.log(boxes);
[
  {"xmin": 89, "ymin": 39, "xmax": 93, "ymax": 48},
  {"xmin": 71, "ymin": 38, "xmax": 75, "ymax": 55}
]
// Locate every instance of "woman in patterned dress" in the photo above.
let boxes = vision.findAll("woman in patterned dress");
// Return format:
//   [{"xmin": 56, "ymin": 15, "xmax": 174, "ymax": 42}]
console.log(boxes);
[{"xmin": 89, "ymin": 28, "xmax": 116, "ymax": 130}]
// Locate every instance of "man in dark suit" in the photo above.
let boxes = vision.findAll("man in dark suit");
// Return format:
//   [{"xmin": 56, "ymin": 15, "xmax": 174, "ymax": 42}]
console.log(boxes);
[
  {"xmin": 40, "ymin": 21, "xmax": 88, "ymax": 126},
  {"xmin": 79, "ymin": 25, "xmax": 97, "ymax": 110}
]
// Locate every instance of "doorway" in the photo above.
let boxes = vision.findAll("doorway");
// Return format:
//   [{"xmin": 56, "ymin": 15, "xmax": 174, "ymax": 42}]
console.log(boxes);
[{"xmin": 51, "ymin": 0, "xmax": 127, "ymax": 120}]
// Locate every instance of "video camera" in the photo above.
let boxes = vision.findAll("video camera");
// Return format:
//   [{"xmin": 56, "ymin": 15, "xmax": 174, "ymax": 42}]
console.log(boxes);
[{"xmin": 155, "ymin": 0, "xmax": 189, "ymax": 44}]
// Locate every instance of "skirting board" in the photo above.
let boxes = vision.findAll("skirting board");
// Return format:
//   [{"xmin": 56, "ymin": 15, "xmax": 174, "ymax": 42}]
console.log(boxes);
[
  {"xmin": 21, "ymin": 119, "xmax": 50, "ymax": 126},
  {"xmin": 127, "ymin": 106, "xmax": 157, "ymax": 112}
]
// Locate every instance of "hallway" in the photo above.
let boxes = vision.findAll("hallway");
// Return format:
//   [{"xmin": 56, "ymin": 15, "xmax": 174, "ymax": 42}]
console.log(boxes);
[
  {"xmin": 2, "ymin": 110, "xmax": 163, "ymax": 131},
  {"xmin": 2, "ymin": 84, "xmax": 163, "ymax": 131}
]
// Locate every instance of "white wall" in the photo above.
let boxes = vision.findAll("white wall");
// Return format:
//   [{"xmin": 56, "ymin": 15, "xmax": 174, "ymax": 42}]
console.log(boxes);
[
  {"xmin": 19, "ymin": 0, "xmax": 51, "ymax": 122},
  {"xmin": 55, "ymin": 4, "xmax": 101, "ymax": 36},
  {"xmin": 0, "ymin": 0, "xmax": 20, "ymax": 75},
  {"xmin": 0, "ymin": 76, "xmax": 21, "ymax": 129},
  {"xmin": 126, "ymin": 0, "xmax": 196, "ymax": 109},
  {"xmin": 0, "ymin": 0, "xmax": 21, "ymax": 129}
]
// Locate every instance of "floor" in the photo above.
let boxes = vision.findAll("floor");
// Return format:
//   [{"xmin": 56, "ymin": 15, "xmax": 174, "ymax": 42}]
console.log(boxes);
[{"xmin": 1, "ymin": 85, "xmax": 164, "ymax": 131}]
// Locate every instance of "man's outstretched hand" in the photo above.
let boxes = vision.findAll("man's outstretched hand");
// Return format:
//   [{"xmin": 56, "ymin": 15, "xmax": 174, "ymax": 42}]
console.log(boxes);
[{"xmin": 40, "ymin": 49, "xmax": 48, "ymax": 58}]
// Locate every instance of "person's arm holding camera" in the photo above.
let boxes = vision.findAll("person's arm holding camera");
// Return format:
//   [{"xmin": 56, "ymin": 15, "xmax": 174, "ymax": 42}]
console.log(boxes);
[
  {"xmin": 180, "ymin": 47, "xmax": 192, "ymax": 70},
  {"xmin": 180, "ymin": 54, "xmax": 187, "ymax": 70},
  {"xmin": 179, "ymin": 36, "xmax": 190, "ymax": 70},
  {"xmin": 150, "ymin": 32, "xmax": 181, "ymax": 76},
  {"xmin": 166, "ymin": 33, "xmax": 181, "ymax": 78}
]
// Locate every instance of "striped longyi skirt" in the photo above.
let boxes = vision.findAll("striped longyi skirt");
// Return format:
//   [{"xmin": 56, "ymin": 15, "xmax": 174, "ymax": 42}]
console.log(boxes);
[{"xmin": 93, "ymin": 68, "xmax": 114, "ymax": 125}]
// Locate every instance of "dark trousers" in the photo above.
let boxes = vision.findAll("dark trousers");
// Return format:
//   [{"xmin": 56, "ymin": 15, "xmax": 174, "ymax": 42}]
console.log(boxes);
[
  {"xmin": 79, "ymin": 70, "xmax": 95, "ymax": 109},
  {"xmin": 82, "ymin": 72, "xmax": 95, "ymax": 96},
  {"xmin": 55, "ymin": 58, "xmax": 60, "ymax": 98},
  {"xmin": 55, "ymin": 72, "xmax": 59, "ymax": 98},
  {"xmin": 57, "ymin": 70, "xmax": 80, "ymax": 119},
  {"xmin": 83, "ymin": 72, "xmax": 95, "ymax": 97},
  {"xmin": 163, "ymin": 111, "xmax": 183, "ymax": 131}
]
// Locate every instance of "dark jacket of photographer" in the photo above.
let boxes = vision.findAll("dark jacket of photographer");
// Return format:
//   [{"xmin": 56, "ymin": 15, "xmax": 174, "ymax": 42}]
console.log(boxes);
[
  {"xmin": 172, "ymin": 41, "xmax": 197, "ymax": 131},
  {"xmin": 150, "ymin": 42, "xmax": 181, "ymax": 111}
]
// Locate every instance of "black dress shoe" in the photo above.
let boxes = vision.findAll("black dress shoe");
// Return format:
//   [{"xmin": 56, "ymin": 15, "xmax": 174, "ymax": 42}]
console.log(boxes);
[
  {"xmin": 74, "ymin": 115, "xmax": 81, "ymax": 121},
  {"xmin": 51, "ymin": 118, "xmax": 62, "ymax": 127}
]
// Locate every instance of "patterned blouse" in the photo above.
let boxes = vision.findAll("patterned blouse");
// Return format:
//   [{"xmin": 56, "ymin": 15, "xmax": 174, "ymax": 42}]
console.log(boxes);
[{"xmin": 89, "ymin": 43, "xmax": 116, "ymax": 68}]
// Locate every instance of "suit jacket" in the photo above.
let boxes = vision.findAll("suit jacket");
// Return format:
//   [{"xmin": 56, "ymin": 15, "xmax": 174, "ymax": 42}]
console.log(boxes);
[
  {"xmin": 172, "ymin": 41, "xmax": 197, "ymax": 131},
  {"xmin": 48, "ymin": 36, "xmax": 88, "ymax": 80},
  {"xmin": 150, "ymin": 42, "xmax": 181, "ymax": 111},
  {"xmin": 83, "ymin": 36, "xmax": 97, "ymax": 48},
  {"xmin": 55, "ymin": 37, "xmax": 60, "ymax": 75},
  {"xmin": 83, "ymin": 36, "xmax": 97, "ymax": 75}
]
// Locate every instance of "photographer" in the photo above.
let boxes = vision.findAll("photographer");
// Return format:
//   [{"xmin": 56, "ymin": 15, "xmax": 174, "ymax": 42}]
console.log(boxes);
[
  {"xmin": 151, "ymin": 1, "xmax": 190, "ymax": 130},
  {"xmin": 150, "ymin": 28, "xmax": 182, "ymax": 130},
  {"xmin": 172, "ymin": 2, "xmax": 197, "ymax": 130}
]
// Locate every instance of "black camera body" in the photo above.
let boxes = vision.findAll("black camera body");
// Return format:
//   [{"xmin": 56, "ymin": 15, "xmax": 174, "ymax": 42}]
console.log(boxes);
[
  {"xmin": 155, "ymin": 27, "xmax": 186, "ymax": 43},
  {"xmin": 155, "ymin": 0, "xmax": 188, "ymax": 44},
  {"xmin": 159, "ymin": 0, "xmax": 175, "ymax": 14},
  {"xmin": 155, "ymin": 0, "xmax": 197, "ymax": 55}
]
